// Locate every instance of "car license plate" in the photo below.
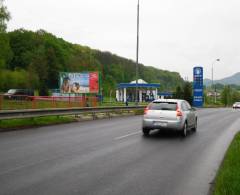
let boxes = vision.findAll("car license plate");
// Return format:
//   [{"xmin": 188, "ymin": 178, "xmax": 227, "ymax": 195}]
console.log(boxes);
[{"xmin": 154, "ymin": 122, "xmax": 167, "ymax": 127}]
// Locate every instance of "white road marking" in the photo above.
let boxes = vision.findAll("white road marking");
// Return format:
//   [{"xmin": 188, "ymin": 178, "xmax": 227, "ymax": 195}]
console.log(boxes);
[{"xmin": 114, "ymin": 131, "xmax": 141, "ymax": 140}]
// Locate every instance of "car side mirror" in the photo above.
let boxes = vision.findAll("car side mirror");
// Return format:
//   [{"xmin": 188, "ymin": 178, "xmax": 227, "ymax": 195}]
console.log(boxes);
[{"xmin": 191, "ymin": 107, "xmax": 196, "ymax": 111}]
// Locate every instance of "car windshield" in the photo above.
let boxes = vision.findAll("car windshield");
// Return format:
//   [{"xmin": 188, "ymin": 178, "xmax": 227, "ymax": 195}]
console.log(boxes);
[
  {"xmin": 148, "ymin": 102, "xmax": 177, "ymax": 111},
  {"xmin": 7, "ymin": 89, "xmax": 16, "ymax": 94}
]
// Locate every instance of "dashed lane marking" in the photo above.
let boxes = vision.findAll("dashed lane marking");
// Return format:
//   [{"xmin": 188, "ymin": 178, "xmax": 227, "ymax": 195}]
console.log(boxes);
[{"xmin": 114, "ymin": 131, "xmax": 141, "ymax": 140}]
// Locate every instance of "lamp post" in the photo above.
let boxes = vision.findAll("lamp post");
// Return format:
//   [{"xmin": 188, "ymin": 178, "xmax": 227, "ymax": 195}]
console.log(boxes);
[
  {"xmin": 212, "ymin": 59, "xmax": 220, "ymax": 104},
  {"xmin": 135, "ymin": 0, "xmax": 140, "ymax": 105}
]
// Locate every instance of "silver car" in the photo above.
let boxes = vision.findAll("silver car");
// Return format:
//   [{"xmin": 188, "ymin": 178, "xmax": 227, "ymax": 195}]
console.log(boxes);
[
  {"xmin": 233, "ymin": 102, "xmax": 240, "ymax": 109},
  {"xmin": 142, "ymin": 99, "xmax": 197, "ymax": 137}
]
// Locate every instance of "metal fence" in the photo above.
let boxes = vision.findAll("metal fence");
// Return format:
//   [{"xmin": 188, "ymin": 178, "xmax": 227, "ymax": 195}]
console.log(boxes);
[{"xmin": 0, "ymin": 95, "xmax": 98, "ymax": 110}]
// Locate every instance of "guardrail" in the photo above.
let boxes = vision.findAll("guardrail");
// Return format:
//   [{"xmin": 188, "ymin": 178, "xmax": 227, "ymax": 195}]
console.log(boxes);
[{"xmin": 0, "ymin": 106, "xmax": 145, "ymax": 120}]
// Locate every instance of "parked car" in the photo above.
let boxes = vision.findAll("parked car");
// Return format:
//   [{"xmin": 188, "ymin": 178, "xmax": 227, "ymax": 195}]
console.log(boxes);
[
  {"xmin": 4, "ymin": 89, "xmax": 34, "ymax": 100},
  {"xmin": 233, "ymin": 102, "xmax": 240, "ymax": 109},
  {"xmin": 142, "ymin": 99, "xmax": 197, "ymax": 137}
]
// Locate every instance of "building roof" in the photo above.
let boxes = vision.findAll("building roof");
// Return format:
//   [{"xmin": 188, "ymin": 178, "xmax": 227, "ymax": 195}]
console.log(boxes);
[
  {"xmin": 130, "ymin": 79, "xmax": 147, "ymax": 84},
  {"xmin": 158, "ymin": 92, "xmax": 173, "ymax": 96},
  {"xmin": 118, "ymin": 79, "xmax": 160, "ymax": 89}
]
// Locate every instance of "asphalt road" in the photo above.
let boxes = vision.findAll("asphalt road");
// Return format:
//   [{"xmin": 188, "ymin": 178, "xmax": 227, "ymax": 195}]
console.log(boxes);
[{"xmin": 0, "ymin": 108, "xmax": 240, "ymax": 195}]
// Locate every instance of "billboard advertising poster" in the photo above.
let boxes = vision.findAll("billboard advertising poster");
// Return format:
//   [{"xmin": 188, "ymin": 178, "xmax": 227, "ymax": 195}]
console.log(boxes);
[
  {"xmin": 193, "ymin": 67, "xmax": 203, "ymax": 107},
  {"xmin": 60, "ymin": 72, "xmax": 99, "ymax": 94}
]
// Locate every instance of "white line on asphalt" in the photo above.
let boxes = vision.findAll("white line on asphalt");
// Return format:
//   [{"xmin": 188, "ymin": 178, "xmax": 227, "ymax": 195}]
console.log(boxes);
[{"xmin": 114, "ymin": 131, "xmax": 141, "ymax": 140}]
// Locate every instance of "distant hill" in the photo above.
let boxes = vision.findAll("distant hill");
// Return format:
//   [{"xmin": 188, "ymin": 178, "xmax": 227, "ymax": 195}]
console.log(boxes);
[
  {"xmin": 204, "ymin": 72, "xmax": 240, "ymax": 86},
  {"xmin": 203, "ymin": 79, "xmax": 212, "ymax": 86},
  {"xmin": 0, "ymin": 29, "xmax": 184, "ymax": 95}
]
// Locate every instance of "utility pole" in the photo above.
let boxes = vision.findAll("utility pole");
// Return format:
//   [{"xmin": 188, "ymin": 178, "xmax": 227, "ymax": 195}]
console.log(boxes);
[
  {"xmin": 212, "ymin": 59, "xmax": 220, "ymax": 104},
  {"xmin": 135, "ymin": 0, "xmax": 140, "ymax": 105}
]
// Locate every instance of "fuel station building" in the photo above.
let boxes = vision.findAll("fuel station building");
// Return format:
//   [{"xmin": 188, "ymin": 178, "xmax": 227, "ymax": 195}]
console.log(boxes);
[{"xmin": 116, "ymin": 79, "xmax": 160, "ymax": 102}]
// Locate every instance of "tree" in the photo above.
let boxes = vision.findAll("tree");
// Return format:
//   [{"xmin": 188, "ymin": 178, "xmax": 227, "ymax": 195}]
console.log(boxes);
[
  {"xmin": 27, "ymin": 63, "xmax": 39, "ymax": 89},
  {"xmin": 0, "ymin": 0, "xmax": 10, "ymax": 33},
  {"xmin": 1, "ymin": 28, "xmax": 186, "ymax": 95},
  {"xmin": 174, "ymin": 85, "xmax": 183, "ymax": 99},
  {"xmin": 31, "ymin": 46, "xmax": 49, "ymax": 95},
  {"xmin": 0, "ymin": 33, "xmax": 12, "ymax": 69},
  {"xmin": 221, "ymin": 86, "xmax": 232, "ymax": 106},
  {"xmin": 183, "ymin": 82, "xmax": 193, "ymax": 105},
  {"xmin": 8, "ymin": 29, "xmax": 39, "ymax": 69},
  {"xmin": 45, "ymin": 47, "xmax": 61, "ymax": 89},
  {"xmin": 0, "ymin": 0, "xmax": 12, "ymax": 69},
  {"xmin": 232, "ymin": 90, "xmax": 240, "ymax": 103},
  {"xmin": 0, "ymin": 69, "xmax": 33, "ymax": 91}
]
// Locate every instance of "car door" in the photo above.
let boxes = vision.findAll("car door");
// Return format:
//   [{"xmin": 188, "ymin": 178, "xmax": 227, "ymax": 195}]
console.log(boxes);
[
  {"xmin": 181, "ymin": 102, "xmax": 192, "ymax": 126},
  {"xmin": 185, "ymin": 101, "xmax": 195, "ymax": 127}
]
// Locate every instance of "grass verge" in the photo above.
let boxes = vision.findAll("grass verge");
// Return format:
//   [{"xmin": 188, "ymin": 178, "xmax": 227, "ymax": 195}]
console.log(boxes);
[
  {"xmin": 213, "ymin": 132, "xmax": 240, "ymax": 195},
  {"xmin": 0, "ymin": 116, "xmax": 77, "ymax": 131}
]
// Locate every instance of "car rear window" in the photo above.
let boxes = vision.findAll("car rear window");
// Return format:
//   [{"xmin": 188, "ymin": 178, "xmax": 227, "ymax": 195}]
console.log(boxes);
[{"xmin": 148, "ymin": 102, "xmax": 177, "ymax": 111}]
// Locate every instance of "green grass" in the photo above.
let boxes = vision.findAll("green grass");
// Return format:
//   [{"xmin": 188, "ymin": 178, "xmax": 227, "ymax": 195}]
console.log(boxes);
[
  {"xmin": 213, "ymin": 132, "xmax": 240, "ymax": 195},
  {"xmin": 204, "ymin": 104, "xmax": 225, "ymax": 108},
  {"xmin": 0, "ymin": 116, "xmax": 76, "ymax": 130}
]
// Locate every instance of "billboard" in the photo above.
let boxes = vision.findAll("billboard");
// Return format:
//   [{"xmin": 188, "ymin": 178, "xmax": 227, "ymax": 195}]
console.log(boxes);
[
  {"xmin": 60, "ymin": 72, "xmax": 99, "ymax": 94},
  {"xmin": 193, "ymin": 67, "xmax": 204, "ymax": 107}
]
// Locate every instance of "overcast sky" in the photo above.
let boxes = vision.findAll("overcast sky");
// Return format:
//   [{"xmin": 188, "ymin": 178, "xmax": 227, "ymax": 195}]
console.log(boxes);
[{"xmin": 6, "ymin": 0, "xmax": 240, "ymax": 80}]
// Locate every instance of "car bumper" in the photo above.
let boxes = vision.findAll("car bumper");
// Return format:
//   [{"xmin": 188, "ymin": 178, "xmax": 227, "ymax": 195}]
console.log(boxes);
[{"xmin": 142, "ymin": 118, "xmax": 184, "ymax": 131}]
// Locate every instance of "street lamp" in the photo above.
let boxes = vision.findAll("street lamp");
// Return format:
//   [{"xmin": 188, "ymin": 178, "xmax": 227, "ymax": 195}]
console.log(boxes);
[
  {"xmin": 212, "ymin": 59, "xmax": 220, "ymax": 104},
  {"xmin": 135, "ymin": 0, "xmax": 140, "ymax": 105}
]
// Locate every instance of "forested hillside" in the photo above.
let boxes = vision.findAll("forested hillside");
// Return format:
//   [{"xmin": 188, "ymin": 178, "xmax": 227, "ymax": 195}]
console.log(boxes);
[{"xmin": 0, "ymin": 29, "xmax": 184, "ymax": 95}]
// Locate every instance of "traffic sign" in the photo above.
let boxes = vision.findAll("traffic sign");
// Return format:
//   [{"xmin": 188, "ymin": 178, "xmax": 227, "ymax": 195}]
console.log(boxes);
[{"xmin": 193, "ymin": 67, "xmax": 204, "ymax": 107}]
